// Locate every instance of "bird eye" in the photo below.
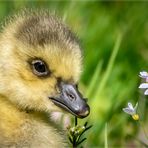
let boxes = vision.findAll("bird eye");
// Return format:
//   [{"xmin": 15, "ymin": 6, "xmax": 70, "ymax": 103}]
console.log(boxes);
[{"xmin": 31, "ymin": 59, "xmax": 49, "ymax": 77}]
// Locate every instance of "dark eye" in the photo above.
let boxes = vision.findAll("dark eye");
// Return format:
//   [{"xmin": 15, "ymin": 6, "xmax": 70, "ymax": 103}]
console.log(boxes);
[{"xmin": 31, "ymin": 59, "xmax": 49, "ymax": 77}]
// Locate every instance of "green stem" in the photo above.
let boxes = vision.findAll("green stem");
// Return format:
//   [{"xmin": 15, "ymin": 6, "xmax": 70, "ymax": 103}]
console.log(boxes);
[
  {"xmin": 73, "ymin": 117, "xmax": 78, "ymax": 148},
  {"xmin": 105, "ymin": 123, "xmax": 108, "ymax": 148}
]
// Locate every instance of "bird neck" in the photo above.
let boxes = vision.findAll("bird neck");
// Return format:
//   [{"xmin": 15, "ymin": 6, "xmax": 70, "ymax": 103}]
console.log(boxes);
[
  {"xmin": 0, "ymin": 95, "xmax": 60, "ymax": 126},
  {"xmin": 0, "ymin": 95, "xmax": 68, "ymax": 147}
]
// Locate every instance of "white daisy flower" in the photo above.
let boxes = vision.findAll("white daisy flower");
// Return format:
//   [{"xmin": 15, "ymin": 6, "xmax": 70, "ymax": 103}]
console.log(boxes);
[
  {"xmin": 139, "ymin": 71, "xmax": 148, "ymax": 95},
  {"xmin": 139, "ymin": 83, "xmax": 148, "ymax": 95},
  {"xmin": 123, "ymin": 102, "xmax": 139, "ymax": 120},
  {"xmin": 139, "ymin": 71, "xmax": 148, "ymax": 80}
]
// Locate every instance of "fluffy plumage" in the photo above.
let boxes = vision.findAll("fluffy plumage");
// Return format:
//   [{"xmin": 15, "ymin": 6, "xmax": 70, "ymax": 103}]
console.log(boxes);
[{"xmin": 0, "ymin": 10, "xmax": 88, "ymax": 147}]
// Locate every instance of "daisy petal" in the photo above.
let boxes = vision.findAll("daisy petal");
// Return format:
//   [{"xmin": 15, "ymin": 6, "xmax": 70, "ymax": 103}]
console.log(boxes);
[
  {"xmin": 128, "ymin": 102, "xmax": 134, "ymax": 110},
  {"xmin": 123, "ymin": 108, "xmax": 133, "ymax": 115},
  {"xmin": 144, "ymin": 89, "xmax": 148, "ymax": 95},
  {"xmin": 139, "ymin": 83, "xmax": 148, "ymax": 88},
  {"xmin": 139, "ymin": 71, "xmax": 148, "ymax": 78}
]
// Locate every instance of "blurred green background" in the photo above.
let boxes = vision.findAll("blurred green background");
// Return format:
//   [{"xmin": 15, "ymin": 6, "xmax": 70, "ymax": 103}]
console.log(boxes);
[{"xmin": 0, "ymin": 1, "xmax": 148, "ymax": 147}]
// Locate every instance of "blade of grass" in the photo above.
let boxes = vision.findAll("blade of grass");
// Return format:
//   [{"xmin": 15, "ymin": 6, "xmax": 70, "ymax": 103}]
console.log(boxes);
[
  {"xmin": 91, "ymin": 33, "xmax": 122, "ymax": 108},
  {"xmin": 93, "ymin": 32, "xmax": 122, "ymax": 101},
  {"xmin": 89, "ymin": 32, "xmax": 123, "ymax": 123},
  {"xmin": 105, "ymin": 123, "xmax": 108, "ymax": 148}
]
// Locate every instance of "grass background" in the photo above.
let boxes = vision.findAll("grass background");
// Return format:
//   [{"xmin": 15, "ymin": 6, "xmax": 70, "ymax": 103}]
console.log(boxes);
[{"xmin": 0, "ymin": 1, "xmax": 148, "ymax": 147}]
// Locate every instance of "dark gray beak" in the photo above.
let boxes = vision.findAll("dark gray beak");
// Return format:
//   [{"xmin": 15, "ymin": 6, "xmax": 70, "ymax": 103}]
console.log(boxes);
[{"xmin": 49, "ymin": 82, "xmax": 90, "ymax": 118}]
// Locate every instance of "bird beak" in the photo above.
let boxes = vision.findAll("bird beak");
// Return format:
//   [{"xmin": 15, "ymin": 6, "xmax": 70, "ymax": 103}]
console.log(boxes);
[{"xmin": 49, "ymin": 82, "xmax": 90, "ymax": 118}]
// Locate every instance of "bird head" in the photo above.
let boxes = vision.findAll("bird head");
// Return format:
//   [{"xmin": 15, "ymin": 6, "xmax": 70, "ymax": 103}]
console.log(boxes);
[{"xmin": 0, "ymin": 11, "xmax": 90, "ymax": 118}]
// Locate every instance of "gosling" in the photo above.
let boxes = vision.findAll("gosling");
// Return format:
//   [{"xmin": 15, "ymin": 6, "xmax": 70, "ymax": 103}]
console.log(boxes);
[{"xmin": 0, "ymin": 10, "xmax": 90, "ymax": 148}]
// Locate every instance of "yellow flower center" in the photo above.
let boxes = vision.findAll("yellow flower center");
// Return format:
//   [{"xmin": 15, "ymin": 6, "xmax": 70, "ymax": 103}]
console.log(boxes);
[{"xmin": 132, "ymin": 114, "xmax": 139, "ymax": 120}]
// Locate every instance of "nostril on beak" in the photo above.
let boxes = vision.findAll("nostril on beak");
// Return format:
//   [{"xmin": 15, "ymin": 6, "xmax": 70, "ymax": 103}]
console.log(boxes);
[{"xmin": 66, "ymin": 92, "xmax": 76, "ymax": 101}]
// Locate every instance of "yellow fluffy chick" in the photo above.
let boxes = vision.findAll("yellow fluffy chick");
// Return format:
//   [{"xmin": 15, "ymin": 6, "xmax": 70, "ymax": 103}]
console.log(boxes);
[{"xmin": 0, "ymin": 10, "xmax": 90, "ymax": 147}]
